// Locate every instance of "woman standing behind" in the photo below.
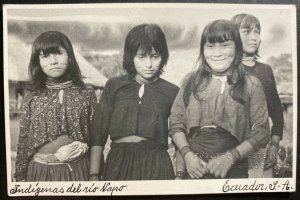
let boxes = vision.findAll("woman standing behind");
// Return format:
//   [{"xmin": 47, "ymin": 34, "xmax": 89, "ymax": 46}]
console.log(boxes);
[
  {"xmin": 89, "ymin": 24, "xmax": 179, "ymax": 180},
  {"xmin": 15, "ymin": 31, "xmax": 97, "ymax": 182},
  {"xmin": 231, "ymin": 14, "xmax": 284, "ymax": 171},
  {"xmin": 169, "ymin": 20, "xmax": 270, "ymax": 179}
]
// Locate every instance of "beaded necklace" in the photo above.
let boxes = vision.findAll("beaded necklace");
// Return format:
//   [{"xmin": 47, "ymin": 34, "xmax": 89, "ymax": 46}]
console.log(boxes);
[{"xmin": 45, "ymin": 79, "xmax": 73, "ymax": 90}]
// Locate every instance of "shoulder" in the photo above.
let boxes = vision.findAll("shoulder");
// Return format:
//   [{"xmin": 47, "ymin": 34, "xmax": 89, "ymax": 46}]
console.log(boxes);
[
  {"xmin": 255, "ymin": 61, "xmax": 274, "ymax": 74},
  {"xmin": 22, "ymin": 89, "xmax": 43, "ymax": 107},
  {"xmin": 154, "ymin": 78, "xmax": 179, "ymax": 100},
  {"xmin": 79, "ymin": 85, "xmax": 96, "ymax": 97},
  {"xmin": 158, "ymin": 78, "xmax": 179, "ymax": 92},
  {"xmin": 105, "ymin": 75, "xmax": 130, "ymax": 89}
]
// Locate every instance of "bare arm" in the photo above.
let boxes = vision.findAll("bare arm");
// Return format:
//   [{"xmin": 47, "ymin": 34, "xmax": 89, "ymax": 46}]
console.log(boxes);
[{"xmin": 89, "ymin": 146, "xmax": 104, "ymax": 181}]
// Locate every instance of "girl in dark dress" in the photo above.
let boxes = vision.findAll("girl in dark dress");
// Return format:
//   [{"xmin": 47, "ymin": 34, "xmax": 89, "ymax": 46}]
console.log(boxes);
[
  {"xmin": 231, "ymin": 14, "xmax": 284, "ymax": 172},
  {"xmin": 169, "ymin": 20, "xmax": 270, "ymax": 179},
  {"xmin": 89, "ymin": 24, "xmax": 179, "ymax": 181},
  {"xmin": 14, "ymin": 31, "xmax": 96, "ymax": 182}
]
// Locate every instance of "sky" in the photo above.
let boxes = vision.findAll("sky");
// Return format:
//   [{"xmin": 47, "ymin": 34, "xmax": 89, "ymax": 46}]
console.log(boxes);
[{"xmin": 4, "ymin": 3, "xmax": 296, "ymax": 85}]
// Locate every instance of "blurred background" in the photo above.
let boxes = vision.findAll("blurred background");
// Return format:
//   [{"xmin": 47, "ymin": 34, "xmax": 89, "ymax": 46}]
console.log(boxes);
[{"xmin": 4, "ymin": 4, "xmax": 295, "ymax": 180}]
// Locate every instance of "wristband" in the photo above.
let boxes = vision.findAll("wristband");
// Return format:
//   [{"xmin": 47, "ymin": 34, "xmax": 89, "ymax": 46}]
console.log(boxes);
[
  {"xmin": 180, "ymin": 145, "xmax": 192, "ymax": 159},
  {"xmin": 227, "ymin": 148, "xmax": 241, "ymax": 162},
  {"xmin": 270, "ymin": 142, "xmax": 280, "ymax": 149}
]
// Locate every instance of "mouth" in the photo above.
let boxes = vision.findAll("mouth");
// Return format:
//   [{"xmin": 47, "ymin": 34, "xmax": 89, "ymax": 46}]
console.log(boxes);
[
  {"xmin": 144, "ymin": 70, "xmax": 155, "ymax": 73},
  {"xmin": 50, "ymin": 67, "xmax": 62, "ymax": 71},
  {"xmin": 211, "ymin": 59, "xmax": 225, "ymax": 62}
]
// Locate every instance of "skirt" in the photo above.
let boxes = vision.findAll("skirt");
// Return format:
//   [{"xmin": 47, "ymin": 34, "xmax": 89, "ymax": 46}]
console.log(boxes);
[
  {"xmin": 103, "ymin": 140, "xmax": 175, "ymax": 180},
  {"xmin": 187, "ymin": 126, "xmax": 248, "ymax": 179},
  {"xmin": 26, "ymin": 153, "xmax": 89, "ymax": 181}
]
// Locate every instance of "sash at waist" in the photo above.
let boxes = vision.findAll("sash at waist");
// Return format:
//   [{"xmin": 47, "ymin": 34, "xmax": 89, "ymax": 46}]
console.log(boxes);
[{"xmin": 187, "ymin": 126, "xmax": 239, "ymax": 162}]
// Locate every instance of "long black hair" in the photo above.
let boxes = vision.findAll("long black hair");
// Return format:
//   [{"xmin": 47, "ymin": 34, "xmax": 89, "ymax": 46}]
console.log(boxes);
[
  {"xmin": 183, "ymin": 19, "xmax": 246, "ymax": 106},
  {"xmin": 123, "ymin": 24, "xmax": 169, "ymax": 77},
  {"xmin": 27, "ymin": 31, "xmax": 83, "ymax": 90}
]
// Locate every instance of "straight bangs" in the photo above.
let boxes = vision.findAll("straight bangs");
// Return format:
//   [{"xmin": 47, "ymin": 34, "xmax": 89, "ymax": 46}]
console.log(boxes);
[
  {"xmin": 136, "ymin": 37, "xmax": 154, "ymax": 55},
  {"xmin": 238, "ymin": 15, "xmax": 261, "ymax": 31},
  {"xmin": 134, "ymin": 29, "xmax": 162, "ymax": 56},
  {"xmin": 35, "ymin": 37, "xmax": 65, "ymax": 56},
  {"xmin": 205, "ymin": 23, "xmax": 235, "ymax": 43}
]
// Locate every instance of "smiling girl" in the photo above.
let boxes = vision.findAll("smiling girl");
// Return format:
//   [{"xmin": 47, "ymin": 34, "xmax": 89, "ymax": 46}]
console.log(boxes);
[
  {"xmin": 89, "ymin": 24, "xmax": 179, "ymax": 180},
  {"xmin": 169, "ymin": 19, "xmax": 270, "ymax": 179},
  {"xmin": 14, "ymin": 31, "xmax": 97, "ymax": 182}
]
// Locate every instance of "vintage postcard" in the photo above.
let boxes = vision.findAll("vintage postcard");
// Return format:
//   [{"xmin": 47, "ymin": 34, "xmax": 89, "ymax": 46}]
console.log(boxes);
[{"xmin": 3, "ymin": 3, "xmax": 297, "ymax": 196}]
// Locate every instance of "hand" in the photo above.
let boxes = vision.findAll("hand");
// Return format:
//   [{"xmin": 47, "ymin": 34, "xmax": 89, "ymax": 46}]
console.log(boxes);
[
  {"xmin": 264, "ymin": 145, "xmax": 279, "ymax": 170},
  {"xmin": 207, "ymin": 151, "xmax": 235, "ymax": 178},
  {"xmin": 184, "ymin": 151, "xmax": 208, "ymax": 179}
]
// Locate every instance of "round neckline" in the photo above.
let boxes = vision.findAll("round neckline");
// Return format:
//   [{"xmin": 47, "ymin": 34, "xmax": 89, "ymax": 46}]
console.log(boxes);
[{"xmin": 130, "ymin": 75, "xmax": 160, "ymax": 85}]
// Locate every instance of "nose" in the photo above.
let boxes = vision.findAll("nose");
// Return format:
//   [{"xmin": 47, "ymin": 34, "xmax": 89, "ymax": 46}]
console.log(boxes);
[
  {"xmin": 49, "ymin": 54, "xmax": 58, "ymax": 64},
  {"xmin": 249, "ymin": 31, "xmax": 257, "ymax": 40},
  {"xmin": 212, "ymin": 47, "xmax": 222, "ymax": 57},
  {"xmin": 145, "ymin": 56, "xmax": 152, "ymax": 69}
]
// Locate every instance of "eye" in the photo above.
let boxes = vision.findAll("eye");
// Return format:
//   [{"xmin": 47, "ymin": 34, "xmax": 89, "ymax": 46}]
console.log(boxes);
[
  {"xmin": 241, "ymin": 29, "xmax": 250, "ymax": 34},
  {"xmin": 39, "ymin": 54, "xmax": 48, "ymax": 59},
  {"xmin": 151, "ymin": 54, "xmax": 160, "ymax": 58},
  {"xmin": 137, "ymin": 54, "xmax": 145, "ymax": 58}
]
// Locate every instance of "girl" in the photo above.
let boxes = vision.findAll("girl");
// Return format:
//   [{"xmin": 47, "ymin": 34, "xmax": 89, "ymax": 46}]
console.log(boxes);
[
  {"xmin": 14, "ymin": 31, "xmax": 97, "ymax": 182},
  {"xmin": 89, "ymin": 24, "xmax": 179, "ymax": 180},
  {"xmin": 169, "ymin": 19, "xmax": 270, "ymax": 179},
  {"xmin": 231, "ymin": 13, "xmax": 284, "ymax": 171}
]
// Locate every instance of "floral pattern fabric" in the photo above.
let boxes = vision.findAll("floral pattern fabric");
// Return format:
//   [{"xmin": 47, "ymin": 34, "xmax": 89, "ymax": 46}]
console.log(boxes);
[{"xmin": 15, "ymin": 85, "xmax": 96, "ymax": 181}]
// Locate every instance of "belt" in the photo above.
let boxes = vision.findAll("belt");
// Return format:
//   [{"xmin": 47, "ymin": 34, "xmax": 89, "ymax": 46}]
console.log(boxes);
[
  {"xmin": 33, "ymin": 153, "xmax": 85, "ymax": 172},
  {"xmin": 199, "ymin": 125, "xmax": 217, "ymax": 130}
]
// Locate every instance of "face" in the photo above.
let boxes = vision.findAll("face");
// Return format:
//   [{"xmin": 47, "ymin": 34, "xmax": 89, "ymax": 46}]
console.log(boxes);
[
  {"xmin": 239, "ymin": 26, "xmax": 260, "ymax": 55},
  {"xmin": 133, "ymin": 46, "xmax": 162, "ymax": 81},
  {"xmin": 39, "ymin": 46, "xmax": 68, "ymax": 79},
  {"xmin": 204, "ymin": 40, "xmax": 236, "ymax": 73}
]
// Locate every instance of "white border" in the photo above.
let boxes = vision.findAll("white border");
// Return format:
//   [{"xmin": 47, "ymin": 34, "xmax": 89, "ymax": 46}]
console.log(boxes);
[{"xmin": 3, "ymin": 3, "xmax": 297, "ymax": 196}]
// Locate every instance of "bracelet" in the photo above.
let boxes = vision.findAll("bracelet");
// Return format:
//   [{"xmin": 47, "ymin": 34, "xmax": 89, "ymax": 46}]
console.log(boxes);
[
  {"xmin": 175, "ymin": 171, "xmax": 186, "ymax": 179},
  {"xmin": 227, "ymin": 148, "xmax": 241, "ymax": 162},
  {"xmin": 180, "ymin": 145, "xmax": 192, "ymax": 159},
  {"xmin": 270, "ymin": 142, "xmax": 280, "ymax": 149}
]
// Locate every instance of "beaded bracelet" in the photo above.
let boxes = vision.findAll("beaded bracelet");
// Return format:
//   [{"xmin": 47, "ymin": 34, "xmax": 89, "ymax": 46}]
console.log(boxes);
[
  {"xmin": 270, "ymin": 142, "xmax": 280, "ymax": 149},
  {"xmin": 227, "ymin": 148, "xmax": 241, "ymax": 162},
  {"xmin": 180, "ymin": 145, "xmax": 192, "ymax": 159}
]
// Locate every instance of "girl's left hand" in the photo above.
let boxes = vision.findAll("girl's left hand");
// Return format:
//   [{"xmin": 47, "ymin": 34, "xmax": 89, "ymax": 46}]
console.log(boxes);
[
  {"xmin": 207, "ymin": 151, "xmax": 235, "ymax": 178},
  {"xmin": 264, "ymin": 145, "xmax": 279, "ymax": 170}
]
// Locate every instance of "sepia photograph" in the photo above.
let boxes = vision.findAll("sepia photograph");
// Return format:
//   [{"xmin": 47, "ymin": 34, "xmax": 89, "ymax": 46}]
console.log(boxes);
[{"xmin": 3, "ymin": 2, "xmax": 297, "ymax": 196}]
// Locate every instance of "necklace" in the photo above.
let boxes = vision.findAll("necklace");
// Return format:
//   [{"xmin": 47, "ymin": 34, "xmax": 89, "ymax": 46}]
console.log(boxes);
[
  {"xmin": 45, "ymin": 79, "xmax": 73, "ymax": 90},
  {"xmin": 242, "ymin": 53, "xmax": 255, "ymax": 67}
]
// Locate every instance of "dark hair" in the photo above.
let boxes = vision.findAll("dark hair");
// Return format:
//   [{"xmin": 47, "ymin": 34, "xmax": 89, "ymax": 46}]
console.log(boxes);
[
  {"xmin": 27, "ymin": 31, "xmax": 83, "ymax": 90},
  {"xmin": 183, "ymin": 19, "xmax": 245, "ymax": 106},
  {"xmin": 231, "ymin": 13, "xmax": 261, "ymax": 58},
  {"xmin": 123, "ymin": 24, "xmax": 169, "ymax": 77}
]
